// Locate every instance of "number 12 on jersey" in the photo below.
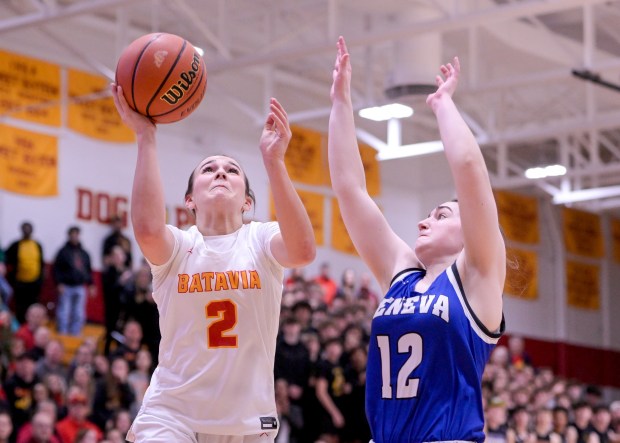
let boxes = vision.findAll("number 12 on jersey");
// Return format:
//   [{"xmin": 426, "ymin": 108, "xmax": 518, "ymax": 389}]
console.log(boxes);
[{"xmin": 376, "ymin": 333, "xmax": 423, "ymax": 399}]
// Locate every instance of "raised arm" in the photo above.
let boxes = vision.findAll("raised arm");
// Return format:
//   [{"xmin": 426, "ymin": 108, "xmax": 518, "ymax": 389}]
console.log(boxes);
[
  {"xmin": 328, "ymin": 37, "xmax": 417, "ymax": 292},
  {"xmin": 426, "ymin": 58, "xmax": 505, "ymax": 330},
  {"xmin": 261, "ymin": 98, "xmax": 316, "ymax": 268},
  {"xmin": 110, "ymin": 84, "xmax": 174, "ymax": 265}
]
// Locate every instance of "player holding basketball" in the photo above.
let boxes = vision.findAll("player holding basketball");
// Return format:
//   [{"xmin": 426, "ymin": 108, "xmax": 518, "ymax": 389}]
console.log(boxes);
[
  {"xmin": 111, "ymin": 84, "xmax": 316, "ymax": 443},
  {"xmin": 328, "ymin": 37, "xmax": 505, "ymax": 443}
]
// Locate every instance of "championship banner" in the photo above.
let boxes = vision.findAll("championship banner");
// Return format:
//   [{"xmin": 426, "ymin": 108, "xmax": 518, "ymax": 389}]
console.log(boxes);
[
  {"xmin": 331, "ymin": 198, "xmax": 357, "ymax": 256},
  {"xmin": 269, "ymin": 189, "xmax": 324, "ymax": 246},
  {"xmin": 612, "ymin": 218, "xmax": 620, "ymax": 263},
  {"xmin": 0, "ymin": 49, "xmax": 61, "ymax": 126},
  {"xmin": 359, "ymin": 142, "xmax": 381, "ymax": 197},
  {"xmin": 566, "ymin": 260, "xmax": 600, "ymax": 310},
  {"xmin": 562, "ymin": 207, "xmax": 604, "ymax": 258},
  {"xmin": 504, "ymin": 247, "xmax": 538, "ymax": 300},
  {"xmin": 0, "ymin": 124, "xmax": 58, "ymax": 196},
  {"xmin": 495, "ymin": 190, "xmax": 539, "ymax": 244},
  {"xmin": 285, "ymin": 125, "xmax": 325, "ymax": 185},
  {"xmin": 67, "ymin": 69, "xmax": 135, "ymax": 143}
]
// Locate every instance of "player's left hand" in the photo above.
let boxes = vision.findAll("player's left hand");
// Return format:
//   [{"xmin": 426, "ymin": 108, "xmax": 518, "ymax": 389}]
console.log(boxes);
[{"xmin": 259, "ymin": 98, "xmax": 292, "ymax": 162}]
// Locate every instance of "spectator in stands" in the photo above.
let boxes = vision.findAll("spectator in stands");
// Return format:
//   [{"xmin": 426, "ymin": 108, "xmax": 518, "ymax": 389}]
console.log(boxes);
[
  {"xmin": 355, "ymin": 273, "xmax": 378, "ymax": 313},
  {"xmin": 107, "ymin": 409, "xmax": 131, "ymax": 439},
  {"xmin": 275, "ymin": 318, "xmax": 311, "ymax": 409},
  {"xmin": 335, "ymin": 268, "xmax": 356, "ymax": 303},
  {"xmin": 0, "ymin": 411, "xmax": 12, "ymax": 443},
  {"xmin": 506, "ymin": 406, "xmax": 535, "ymax": 443},
  {"xmin": 19, "ymin": 410, "xmax": 60, "ymax": 443},
  {"xmin": 42, "ymin": 374, "xmax": 66, "ymax": 418},
  {"xmin": 588, "ymin": 405, "xmax": 612, "ymax": 443},
  {"xmin": 275, "ymin": 378, "xmax": 304, "ymax": 443},
  {"xmin": 55, "ymin": 387, "xmax": 102, "ymax": 443},
  {"xmin": 126, "ymin": 349, "xmax": 152, "ymax": 414},
  {"xmin": 568, "ymin": 401, "xmax": 594, "ymax": 443},
  {"xmin": 5, "ymin": 222, "xmax": 45, "ymax": 324},
  {"xmin": 52, "ymin": 226, "xmax": 95, "ymax": 336},
  {"xmin": 101, "ymin": 245, "xmax": 133, "ymax": 355},
  {"xmin": 584, "ymin": 385, "xmax": 604, "ymax": 409},
  {"xmin": 15, "ymin": 304, "xmax": 48, "ymax": 351},
  {"xmin": 101, "ymin": 215, "xmax": 133, "ymax": 269},
  {"xmin": 486, "ymin": 397, "xmax": 509, "ymax": 443},
  {"xmin": 35, "ymin": 340, "xmax": 66, "ymax": 381},
  {"xmin": 0, "ymin": 251, "xmax": 14, "ymax": 317},
  {"xmin": 343, "ymin": 345, "xmax": 371, "ymax": 443},
  {"xmin": 31, "ymin": 326, "xmax": 51, "ymax": 361},
  {"xmin": 124, "ymin": 263, "xmax": 159, "ymax": 364},
  {"xmin": 107, "ymin": 320, "xmax": 142, "ymax": 371},
  {"xmin": 553, "ymin": 406, "xmax": 570, "ymax": 441},
  {"xmin": 3, "ymin": 350, "xmax": 39, "ymax": 435},
  {"xmin": 67, "ymin": 365, "xmax": 95, "ymax": 409},
  {"xmin": 291, "ymin": 301, "xmax": 314, "ymax": 334},
  {"xmin": 67, "ymin": 344, "xmax": 95, "ymax": 381},
  {"xmin": 17, "ymin": 400, "xmax": 61, "ymax": 443},
  {"xmin": 72, "ymin": 428, "xmax": 99, "ymax": 443},
  {"xmin": 610, "ymin": 401, "xmax": 620, "ymax": 437},
  {"xmin": 508, "ymin": 336, "xmax": 532, "ymax": 370},
  {"xmin": 534, "ymin": 408, "xmax": 562, "ymax": 443},
  {"xmin": 315, "ymin": 262, "xmax": 338, "ymax": 307},
  {"xmin": 91, "ymin": 356, "xmax": 135, "ymax": 431},
  {"xmin": 315, "ymin": 338, "xmax": 347, "ymax": 443}
]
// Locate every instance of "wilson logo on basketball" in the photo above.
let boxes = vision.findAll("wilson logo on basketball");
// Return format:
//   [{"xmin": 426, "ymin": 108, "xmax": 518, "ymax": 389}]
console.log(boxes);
[
  {"xmin": 153, "ymin": 50, "xmax": 168, "ymax": 68},
  {"xmin": 160, "ymin": 52, "xmax": 201, "ymax": 105}
]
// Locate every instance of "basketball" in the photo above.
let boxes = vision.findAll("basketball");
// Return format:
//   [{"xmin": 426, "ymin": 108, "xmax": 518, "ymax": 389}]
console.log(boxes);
[{"xmin": 115, "ymin": 33, "xmax": 207, "ymax": 124}]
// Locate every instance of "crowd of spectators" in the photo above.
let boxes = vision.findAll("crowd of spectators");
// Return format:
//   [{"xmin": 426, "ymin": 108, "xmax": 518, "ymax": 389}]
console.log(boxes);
[{"xmin": 0, "ymin": 221, "xmax": 619, "ymax": 443}]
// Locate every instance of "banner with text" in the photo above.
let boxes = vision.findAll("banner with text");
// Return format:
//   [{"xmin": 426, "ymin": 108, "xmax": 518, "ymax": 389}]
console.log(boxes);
[
  {"xmin": 504, "ymin": 247, "xmax": 538, "ymax": 300},
  {"xmin": 331, "ymin": 198, "xmax": 357, "ymax": 256},
  {"xmin": 269, "ymin": 189, "xmax": 324, "ymax": 246},
  {"xmin": 67, "ymin": 69, "xmax": 135, "ymax": 143},
  {"xmin": 0, "ymin": 124, "xmax": 58, "ymax": 196},
  {"xmin": 495, "ymin": 190, "xmax": 539, "ymax": 244},
  {"xmin": 562, "ymin": 207, "xmax": 604, "ymax": 258},
  {"xmin": 285, "ymin": 125, "xmax": 325, "ymax": 185},
  {"xmin": 566, "ymin": 260, "xmax": 600, "ymax": 309},
  {"xmin": 0, "ymin": 49, "xmax": 61, "ymax": 126}
]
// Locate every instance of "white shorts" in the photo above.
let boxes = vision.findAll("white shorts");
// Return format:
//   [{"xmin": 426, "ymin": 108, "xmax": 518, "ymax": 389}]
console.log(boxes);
[{"xmin": 127, "ymin": 410, "xmax": 276, "ymax": 443}]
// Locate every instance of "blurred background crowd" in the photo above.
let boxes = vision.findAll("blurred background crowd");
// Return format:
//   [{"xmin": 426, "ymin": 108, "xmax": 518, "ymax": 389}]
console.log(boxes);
[{"xmin": 0, "ymin": 220, "xmax": 619, "ymax": 443}]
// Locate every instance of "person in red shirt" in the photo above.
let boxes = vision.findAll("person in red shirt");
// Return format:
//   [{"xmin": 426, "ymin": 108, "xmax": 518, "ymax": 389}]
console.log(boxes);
[
  {"xmin": 314, "ymin": 262, "xmax": 338, "ymax": 306},
  {"xmin": 55, "ymin": 388, "xmax": 102, "ymax": 443},
  {"xmin": 14, "ymin": 304, "xmax": 48, "ymax": 351}
]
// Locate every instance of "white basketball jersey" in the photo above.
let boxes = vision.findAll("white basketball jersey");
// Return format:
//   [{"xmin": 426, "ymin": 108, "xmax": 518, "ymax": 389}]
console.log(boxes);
[{"xmin": 137, "ymin": 221, "xmax": 283, "ymax": 435}]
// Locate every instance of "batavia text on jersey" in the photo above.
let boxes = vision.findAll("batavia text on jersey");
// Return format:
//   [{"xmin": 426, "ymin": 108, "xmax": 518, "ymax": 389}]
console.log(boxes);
[{"xmin": 177, "ymin": 270, "xmax": 261, "ymax": 293}]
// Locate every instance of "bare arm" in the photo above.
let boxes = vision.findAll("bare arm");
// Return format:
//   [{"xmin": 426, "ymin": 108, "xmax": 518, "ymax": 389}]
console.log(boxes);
[
  {"xmin": 426, "ymin": 59, "xmax": 505, "ymax": 330},
  {"xmin": 328, "ymin": 37, "xmax": 417, "ymax": 292},
  {"xmin": 262, "ymin": 98, "xmax": 316, "ymax": 268},
  {"xmin": 315, "ymin": 377, "xmax": 345, "ymax": 428},
  {"xmin": 111, "ymin": 85, "xmax": 174, "ymax": 265}
]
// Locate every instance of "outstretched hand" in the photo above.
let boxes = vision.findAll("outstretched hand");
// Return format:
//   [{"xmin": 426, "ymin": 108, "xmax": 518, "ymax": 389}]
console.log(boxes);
[
  {"xmin": 110, "ymin": 83, "xmax": 156, "ymax": 135},
  {"xmin": 259, "ymin": 98, "xmax": 292, "ymax": 162},
  {"xmin": 330, "ymin": 36, "xmax": 351, "ymax": 103},
  {"xmin": 426, "ymin": 57, "xmax": 460, "ymax": 108}
]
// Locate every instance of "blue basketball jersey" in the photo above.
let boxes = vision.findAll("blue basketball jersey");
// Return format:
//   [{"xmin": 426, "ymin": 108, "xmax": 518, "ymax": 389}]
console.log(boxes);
[{"xmin": 366, "ymin": 264, "xmax": 504, "ymax": 443}]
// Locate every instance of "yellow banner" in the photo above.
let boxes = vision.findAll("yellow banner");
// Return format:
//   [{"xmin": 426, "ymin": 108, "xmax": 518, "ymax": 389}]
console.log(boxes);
[
  {"xmin": 67, "ymin": 69, "xmax": 135, "ymax": 143},
  {"xmin": 269, "ymin": 189, "xmax": 324, "ymax": 246},
  {"xmin": 566, "ymin": 260, "xmax": 600, "ymax": 309},
  {"xmin": 504, "ymin": 247, "xmax": 538, "ymax": 300},
  {"xmin": 495, "ymin": 190, "xmax": 539, "ymax": 244},
  {"xmin": 562, "ymin": 207, "xmax": 604, "ymax": 258},
  {"xmin": 359, "ymin": 142, "xmax": 381, "ymax": 197},
  {"xmin": 612, "ymin": 218, "xmax": 620, "ymax": 263},
  {"xmin": 331, "ymin": 198, "xmax": 357, "ymax": 255},
  {"xmin": 0, "ymin": 49, "xmax": 61, "ymax": 126},
  {"xmin": 0, "ymin": 124, "xmax": 58, "ymax": 196},
  {"xmin": 285, "ymin": 125, "xmax": 325, "ymax": 185}
]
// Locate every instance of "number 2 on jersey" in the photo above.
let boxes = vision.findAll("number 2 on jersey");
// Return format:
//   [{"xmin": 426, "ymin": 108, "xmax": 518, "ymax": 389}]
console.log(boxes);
[
  {"xmin": 376, "ymin": 333, "xmax": 423, "ymax": 399},
  {"xmin": 206, "ymin": 299, "xmax": 238, "ymax": 348}
]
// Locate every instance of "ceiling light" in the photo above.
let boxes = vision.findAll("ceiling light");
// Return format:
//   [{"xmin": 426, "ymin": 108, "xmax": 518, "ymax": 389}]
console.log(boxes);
[
  {"xmin": 524, "ymin": 164, "xmax": 566, "ymax": 179},
  {"xmin": 358, "ymin": 103, "xmax": 413, "ymax": 122},
  {"xmin": 377, "ymin": 140, "xmax": 443, "ymax": 161}
]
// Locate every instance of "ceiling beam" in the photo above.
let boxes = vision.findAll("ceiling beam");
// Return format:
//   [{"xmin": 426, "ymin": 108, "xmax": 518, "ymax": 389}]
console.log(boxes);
[{"xmin": 0, "ymin": 0, "xmax": 149, "ymax": 33}]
